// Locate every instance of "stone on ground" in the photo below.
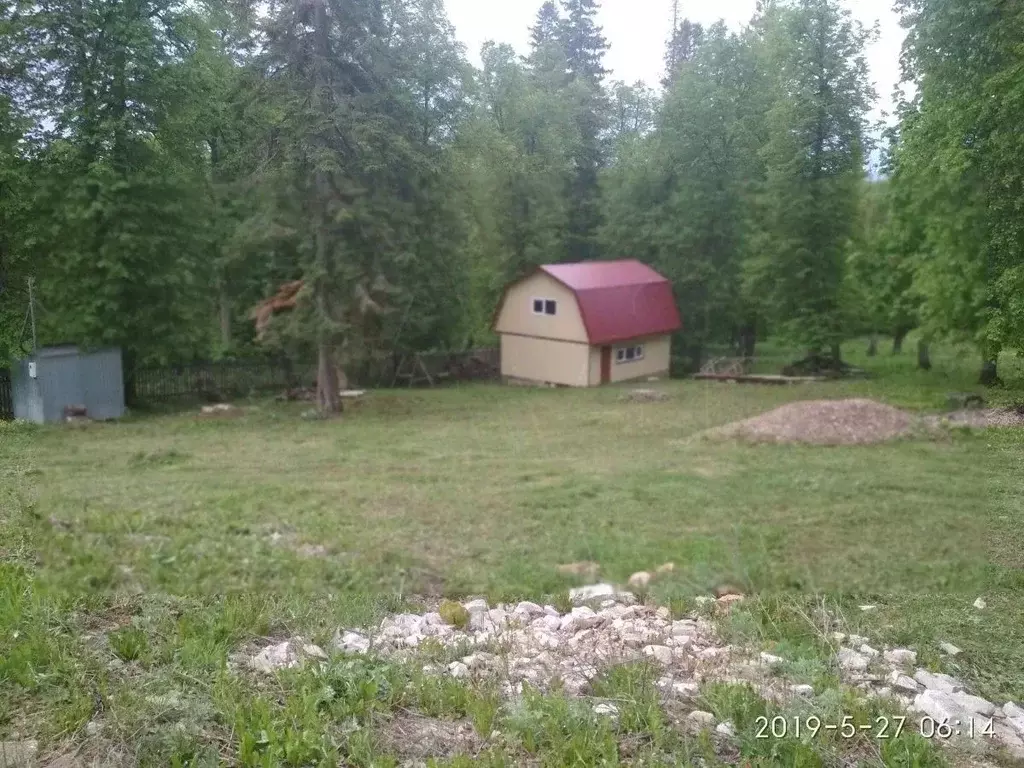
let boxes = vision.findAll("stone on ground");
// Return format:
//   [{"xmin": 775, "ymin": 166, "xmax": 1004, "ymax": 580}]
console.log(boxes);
[
  {"xmin": 628, "ymin": 571, "xmax": 652, "ymax": 589},
  {"xmin": 973, "ymin": 597, "xmax": 987, "ymax": 610},
  {"xmin": 913, "ymin": 669, "xmax": 965, "ymax": 694},
  {"xmin": 938, "ymin": 642, "xmax": 962, "ymax": 656},
  {"xmin": 688, "ymin": 710, "xmax": 716, "ymax": 728},
  {"xmin": 837, "ymin": 648, "xmax": 869, "ymax": 671},
  {"xmin": 883, "ymin": 648, "xmax": 917, "ymax": 666},
  {"xmin": 250, "ymin": 637, "xmax": 326, "ymax": 673}
]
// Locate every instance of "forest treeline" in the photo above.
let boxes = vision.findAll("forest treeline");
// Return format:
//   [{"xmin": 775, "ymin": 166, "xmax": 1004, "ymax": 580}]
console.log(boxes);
[{"xmin": 1, "ymin": 0, "xmax": 1021, "ymax": 408}]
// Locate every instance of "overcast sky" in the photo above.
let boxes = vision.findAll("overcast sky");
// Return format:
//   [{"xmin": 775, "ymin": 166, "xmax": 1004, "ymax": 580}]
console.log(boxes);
[{"xmin": 443, "ymin": 0, "xmax": 906, "ymax": 125}]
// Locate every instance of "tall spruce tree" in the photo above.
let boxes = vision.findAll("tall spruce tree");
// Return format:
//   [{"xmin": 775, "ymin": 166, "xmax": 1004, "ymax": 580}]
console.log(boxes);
[
  {"xmin": 746, "ymin": 0, "xmax": 874, "ymax": 361},
  {"xmin": 558, "ymin": 0, "xmax": 608, "ymax": 262}
]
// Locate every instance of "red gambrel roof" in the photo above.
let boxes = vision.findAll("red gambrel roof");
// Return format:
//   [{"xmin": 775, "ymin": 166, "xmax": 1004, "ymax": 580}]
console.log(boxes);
[{"xmin": 499, "ymin": 260, "xmax": 682, "ymax": 345}]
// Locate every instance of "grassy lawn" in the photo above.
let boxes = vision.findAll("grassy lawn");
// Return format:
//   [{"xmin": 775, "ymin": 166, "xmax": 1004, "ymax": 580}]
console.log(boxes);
[{"xmin": 2, "ymin": 340, "xmax": 1023, "ymax": 765}]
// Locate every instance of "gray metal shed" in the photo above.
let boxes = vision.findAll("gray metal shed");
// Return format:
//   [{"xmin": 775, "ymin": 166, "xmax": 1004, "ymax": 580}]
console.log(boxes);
[{"xmin": 12, "ymin": 346, "xmax": 125, "ymax": 423}]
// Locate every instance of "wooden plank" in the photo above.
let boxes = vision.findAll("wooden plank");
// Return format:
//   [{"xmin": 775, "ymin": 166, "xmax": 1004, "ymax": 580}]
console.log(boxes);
[{"xmin": 691, "ymin": 373, "xmax": 828, "ymax": 385}]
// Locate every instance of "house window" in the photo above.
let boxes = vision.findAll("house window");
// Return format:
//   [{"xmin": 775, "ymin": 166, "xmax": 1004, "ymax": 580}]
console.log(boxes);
[
  {"xmin": 532, "ymin": 298, "xmax": 557, "ymax": 315},
  {"xmin": 615, "ymin": 344, "xmax": 645, "ymax": 363}
]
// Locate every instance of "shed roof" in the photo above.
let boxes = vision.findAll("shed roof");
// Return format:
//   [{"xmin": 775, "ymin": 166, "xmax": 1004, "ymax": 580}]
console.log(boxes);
[{"xmin": 496, "ymin": 260, "xmax": 682, "ymax": 345}]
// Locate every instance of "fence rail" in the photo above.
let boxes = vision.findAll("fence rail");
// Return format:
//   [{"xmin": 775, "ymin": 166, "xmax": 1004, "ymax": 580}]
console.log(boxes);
[{"xmin": 0, "ymin": 369, "xmax": 11, "ymax": 420}]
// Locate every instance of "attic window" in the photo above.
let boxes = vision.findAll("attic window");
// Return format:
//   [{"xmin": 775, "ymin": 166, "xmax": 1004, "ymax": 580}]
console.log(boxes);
[
  {"xmin": 616, "ymin": 345, "xmax": 645, "ymax": 363},
  {"xmin": 532, "ymin": 298, "xmax": 557, "ymax": 315}
]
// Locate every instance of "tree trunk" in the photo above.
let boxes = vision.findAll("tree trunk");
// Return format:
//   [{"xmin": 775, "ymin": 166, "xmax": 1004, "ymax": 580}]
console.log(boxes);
[
  {"xmin": 830, "ymin": 343, "xmax": 842, "ymax": 365},
  {"xmin": 916, "ymin": 340, "xmax": 931, "ymax": 370},
  {"xmin": 218, "ymin": 284, "xmax": 231, "ymax": 348},
  {"xmin": 316, "ymin": 343, "xmax": 341, "ymax": 413},
  {"xmin": 738, "ymin": 319, "xmax": 756, "ymax": 360},
  {"xmin": 892, "ymin": 329, "xmax": 907, "ymax": 355},
  {"xmin": 866, "ymin": 334, "xmax": 877, "ymax": 357},
  {"xmin": 980, "ymin": 359, "xmax": 999, "ymax": 387}
]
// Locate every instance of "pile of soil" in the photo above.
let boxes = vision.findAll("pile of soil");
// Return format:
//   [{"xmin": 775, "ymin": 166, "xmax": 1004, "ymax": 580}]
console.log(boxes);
[{"xmin": 714, "ymin": 398, "xmax": 915, "ymax": 445}]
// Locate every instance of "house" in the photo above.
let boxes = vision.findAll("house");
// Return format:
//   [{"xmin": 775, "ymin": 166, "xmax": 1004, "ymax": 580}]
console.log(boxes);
[{"xmin": 492, "ymin": 260, "xmax": 682, "ymax": 387}]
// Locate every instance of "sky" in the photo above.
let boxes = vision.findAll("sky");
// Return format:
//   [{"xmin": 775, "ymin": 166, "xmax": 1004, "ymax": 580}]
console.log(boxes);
[{"xmin": 443, "ymin": 0, "xmax": 907, "ymax": 126}]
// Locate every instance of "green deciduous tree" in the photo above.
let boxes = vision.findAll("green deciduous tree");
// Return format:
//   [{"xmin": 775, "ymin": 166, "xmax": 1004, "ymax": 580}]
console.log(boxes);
[{"xmin": 893, "ymin": 0, "xmax": 1024, "ymax": 384}]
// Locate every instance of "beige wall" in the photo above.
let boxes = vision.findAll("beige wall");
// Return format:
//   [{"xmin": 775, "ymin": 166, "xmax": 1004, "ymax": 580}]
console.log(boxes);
[
  {"xmin": 588, "ymin": 346, "xmax": 602, "ymax": 386},
  {"xmin": 608, "ymin": 334, "xmax": 671, "ymax": 383},
  {"xmin": 500, "ymin": 334, "xmax": 591, "ymax": 387},
  {"xmin": 494, "ymin": 273, "xmax": 588, "ymax": 343}
]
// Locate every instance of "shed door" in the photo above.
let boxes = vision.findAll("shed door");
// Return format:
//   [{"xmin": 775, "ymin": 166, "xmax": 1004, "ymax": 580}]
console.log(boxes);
[{"xmin": 600, "ymin": 346, "xmax": 611, "ymax": 385}]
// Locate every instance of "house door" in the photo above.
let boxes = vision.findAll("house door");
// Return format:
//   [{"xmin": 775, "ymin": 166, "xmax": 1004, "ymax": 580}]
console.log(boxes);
[{"xmin": 600, "ymin": 346, "xmax": 611, "ymax": 384}]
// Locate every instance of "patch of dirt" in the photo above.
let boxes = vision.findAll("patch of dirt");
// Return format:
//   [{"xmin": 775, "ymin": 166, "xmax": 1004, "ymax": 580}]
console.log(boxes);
[
  {"xmin": 379, "ymin": 712, "xmax": 484, "ymax": 765},
  {"xmin": 621, "ymin": 388, "xmax": 669, "ymax": 403},
  {"xmin": 930, "ymin": 407, "xmax": 1024, "ymax": 429},
  {"xmin": 712, "ymin": 398, "xmax": 915, "ymax": 445}
]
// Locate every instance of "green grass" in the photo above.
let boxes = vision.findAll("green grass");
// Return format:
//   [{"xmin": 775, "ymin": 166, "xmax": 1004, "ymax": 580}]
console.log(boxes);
[{"xmin": 1, "ymin": 339, "xmax": 1023, "ymax": 765}]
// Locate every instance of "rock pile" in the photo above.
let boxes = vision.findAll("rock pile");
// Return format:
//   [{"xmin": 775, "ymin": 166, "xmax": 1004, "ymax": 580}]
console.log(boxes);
[
  {"xmin": 830, "ymin": 634, "xmax": 1024, "ymax": 758},
  {"xmin": 241, "ymin": 591, "xmax": 1024, "ymax": 760}
]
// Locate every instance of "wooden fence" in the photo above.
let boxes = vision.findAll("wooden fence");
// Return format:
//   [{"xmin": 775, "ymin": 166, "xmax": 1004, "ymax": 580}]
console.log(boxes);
[
  {"xmin": 0, "ymin": 369, "xmax": 12, "ymax": 420},
  {"xmin": 128, "ymin": 348, "xmax": 500, "ymax": 403}
]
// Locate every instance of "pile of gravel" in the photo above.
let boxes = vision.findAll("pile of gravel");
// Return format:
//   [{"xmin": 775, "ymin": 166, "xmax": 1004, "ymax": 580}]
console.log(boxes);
[
  {"xmin": 931, "ymin": 407, "xmax": 1024, "ymax": 429},
  {"xmin": 713, "ymin": 398, "xmax": 915, "ymax": 445}
]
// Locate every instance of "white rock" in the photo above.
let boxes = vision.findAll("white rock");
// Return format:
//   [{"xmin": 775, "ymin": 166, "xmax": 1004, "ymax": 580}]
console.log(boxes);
[
  {"xmin": 949, "ymin": 691, "xmax": 996, "ymax": 717},
  {"xmin": 883, "ymin": 648, "xmax": 917, "ymax": 666},
  {"xmin": 569, "ymin": 583, "xmax": 616, "ymax": 602},
  {"xmin": 973, "ymin": 597, "xmax": 987, "ymax": 610},
  {"xmin": 668, "ymin": 635, "xmax": 693, "ymax": 650},
  {"xmin": 859, "ymin": 605, "xmax": 877, "ymax": 612},
  {"xmin": 334, "ymin": 630, "xmax": 370, "ymax": 654},
  {"xmin": 913, "ymin": 689, "xmax": 975, "ymax": 723},
  {"xmin": 85, "ymin": 720, "xmax": 102, "ymax": 736},
  {"xmin": 302, "ymin": 643, "xmax": 328, "ymax": 660},
  {"xmin": 938, "ymin": 642, "xmax": 962, "ymax": 656},
  {"xmin": 642, "ymin": 645, "xmax": 673, "ymax": 665},
  {"xmin": 887, "ymin": 670, "xmax": 921, "ymax": 694},
  {"xmin": 715, "ymin": 721, "xmax": 736, "ymax": 737},
  {"xmin": 688, "ymin": 710, "xmax": 716, "ymax": 727},
  {"xmin": 859, "ymin": 644, "xmax": 880, "ymax": 658},
  {"xmin": 656, "ymin": 606, "xmax": 671, "ymax": 620},
  {"xmin": 463, "ymin": 598, "xmax": 489, "ymax": 614},
  {"xmin": 848, "ymin": 634, "xmax": 869, "ymax": 646},
  {"xmin": 403, "ymin": 634, "xmax": 422, "ymax": 648},
  {"xmin": 593, "ymin": 702, "xmax": 619, "ymax": 717},
  {"xmin": 790, "ymin": 684, "xmax": 814, "ymax": 696},
  {"xmin": 251, "ymin": 639, "xmax": 322, "ymax": 673},
  {"xmin": 1003, "ymin": 702, "xmax": 1024, "ymax": 720},
  {"xmin": 628, "ymin": 571, "xmax": 652, "ymax": 589},
  {"xmin": 837, "ymin": 647, "xmax": 869, "ymax": 671},
  {"xmin": 448, "ymin": 661, "xmax": 469, "ymax": 679},
  {"xmin": 560, "ymin": 606, "xmax": 602, "ymax": 633},
  {"xmin": 913, "ymin": 669, "xmax": 964, "ymax": 694},
  {"xmin": 830, "ymin": 632, "xmax": 847, "ymax": 643},
  {"xmin": 693, "ymin": 596, "xmax": 714, "ymax": 606},
  {"xmin": 534, "ymin": 615, "xmax": 562, "ymax": 633},
  {"xmin": 993, "ymin": 721, "xmax": 1024, "ymax": 757},
  {"xmin": 513, "ymin": 601, "xmax": 545, "ymax": 619},
  {"xmin": 673, "ymin": 681, "xmax": 700, "ymax": 696},
  {"xmin": 759, "ymin": 652, "xmax": 784, "ymax": 666},
  {"xmin": 543, "ymin": 605, "xmax": 560, "ymax": 616},
  {"xmin": 671, "ymin": 620, "xmax": 698, "ymax": 637},
  {"xmin": 1006, "ymin": 717, "xmax": 1024, "ymax": 737}
]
